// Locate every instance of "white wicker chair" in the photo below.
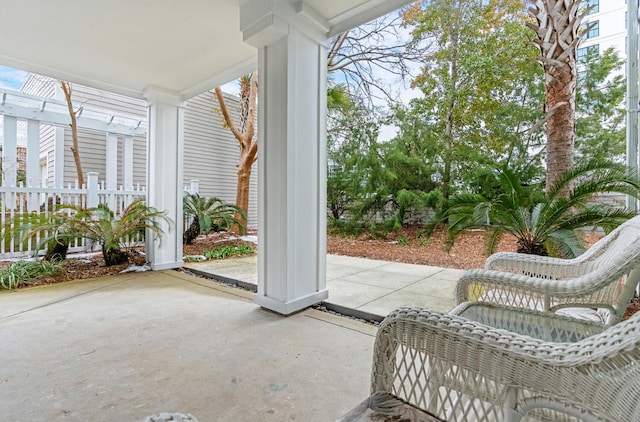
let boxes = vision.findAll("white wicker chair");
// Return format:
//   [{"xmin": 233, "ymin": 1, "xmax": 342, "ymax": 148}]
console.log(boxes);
[
  {"xmin": 455, "ymin": 215, "xmax": 640, "ymax": 325},
  {"xmin": 367, "ymin": 306, "xmax": 640, "ymax": 421}
]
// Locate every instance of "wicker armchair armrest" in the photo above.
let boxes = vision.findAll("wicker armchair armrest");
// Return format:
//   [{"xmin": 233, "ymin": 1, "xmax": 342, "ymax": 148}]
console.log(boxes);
[
  {"xmin": 372, "ymin": 307, "xmax": 640, "ymax": 421},
  {"xmin": 485, "ymin": 252, "xmax": 583, "ymax": 278},
  {"xmin": 455, "ymin": 268, "xmax": 582, "ymax": 305}
]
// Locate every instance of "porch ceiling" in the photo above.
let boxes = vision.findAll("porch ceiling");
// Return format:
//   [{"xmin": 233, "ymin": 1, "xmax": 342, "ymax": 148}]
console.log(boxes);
[{"xmin": 0, "ymin": 0, "xmax": 410, "ymax": 100}]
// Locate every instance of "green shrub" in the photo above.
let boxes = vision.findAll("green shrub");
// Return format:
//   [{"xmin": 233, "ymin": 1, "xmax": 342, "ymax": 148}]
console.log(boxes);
[
  {"xmin": 0, "ymin": 260, "xmax": 66, "ymax": 290},
  {"xmin": 203, "ymin": 244, "xmax": 255, "ymax": 260}
]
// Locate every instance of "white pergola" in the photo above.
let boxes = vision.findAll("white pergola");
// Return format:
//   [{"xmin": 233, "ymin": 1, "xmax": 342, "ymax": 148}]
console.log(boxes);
[{"xmin": 0, "ymin": 0, "xmax": 411, "ymax": 314}]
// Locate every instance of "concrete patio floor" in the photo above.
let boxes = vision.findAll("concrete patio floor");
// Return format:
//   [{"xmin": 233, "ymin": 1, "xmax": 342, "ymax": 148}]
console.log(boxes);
[
  {"xmin": 185, "ymin": 254, "xmax": 465, "ymax": 319},
  {"xmin": 0, "ymin": 270, "xmax": 377, "ymax": 421}
]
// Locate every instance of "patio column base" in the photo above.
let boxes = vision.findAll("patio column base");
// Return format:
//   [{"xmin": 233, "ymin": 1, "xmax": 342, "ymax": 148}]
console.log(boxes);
[
  {"xmin": 256, "ymin": 290, "xmax": 329, "ymax": 316},
  {"xmin": 242, "ymin": 1, "xmax": 328, "ymax": 315}
]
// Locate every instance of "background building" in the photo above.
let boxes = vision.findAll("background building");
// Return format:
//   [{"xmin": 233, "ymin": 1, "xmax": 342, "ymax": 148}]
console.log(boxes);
[{"xmin": 580, "ymin": 0, "xmax": 627, "ymax": 63}]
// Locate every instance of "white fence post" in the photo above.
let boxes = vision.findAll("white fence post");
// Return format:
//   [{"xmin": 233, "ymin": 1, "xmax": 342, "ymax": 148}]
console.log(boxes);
[
  {"xmin": 190, "ymin": 179, "xmax": 199, "ymax": 194},
  {"xmin": 87, "ymin": 172, "xmax": 99, "ymax": 208}
]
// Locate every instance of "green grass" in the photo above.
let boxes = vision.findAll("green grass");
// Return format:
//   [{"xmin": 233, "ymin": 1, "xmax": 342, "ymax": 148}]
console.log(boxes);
[
  {"xmin": 397, "ymin": 236, "xmax": 409, "ymax": 246},
  {"xmin": 203, "ymin": 244, "xmax": 255, "ymax": 260},
  {"xmin": 0, "ymin": 260, "xmax": 66, "ymax": 290}
]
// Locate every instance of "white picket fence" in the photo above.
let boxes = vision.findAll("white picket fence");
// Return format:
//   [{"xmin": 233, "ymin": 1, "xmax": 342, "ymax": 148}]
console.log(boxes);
[
  {"xmin": 0, "ymin": 172, "xmax": 147, "ymax": 258},
  {"xmin": 0, "ymin": 177, "xmax": 201, "ymax": 258}
]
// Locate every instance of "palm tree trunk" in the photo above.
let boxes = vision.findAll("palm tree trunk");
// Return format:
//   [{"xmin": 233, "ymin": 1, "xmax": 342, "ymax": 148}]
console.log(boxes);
[
  {"xmin": 44, "ymin": 239, "xmax": 69, "ymax": 262},
  {"xmin": 103, "ymin": 247, "xmax": 129, "ymax": 266},
  {"xmin": 234, "ymin": 162, "xmax": 252, "ymax": 234},
  {"xmin": 183, "ymin": 216, "xmax": 201, "ymax": 245},
  {"xmin": 527, "ymin": 0, "xmax": 585, "ymax": 195}
]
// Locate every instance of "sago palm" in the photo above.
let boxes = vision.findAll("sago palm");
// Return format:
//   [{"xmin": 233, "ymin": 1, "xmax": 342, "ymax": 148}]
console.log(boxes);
[
  {"xmin": 438, "ymin": 161, "xmax": 640, "ymax": 258},
  {"xmin": 1, "ymin": 206, "xmax": 79, "ymax": 261},
  {"xmin": 182, "ymin": 193, "xmax": 246, "ymax": 244},
  {"xmin": 67, "ymin": 199, "xmax": 171, "ymax": 266}
]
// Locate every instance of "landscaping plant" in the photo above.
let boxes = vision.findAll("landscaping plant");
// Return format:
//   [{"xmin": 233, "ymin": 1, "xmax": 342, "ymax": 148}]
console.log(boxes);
[
  {"xmin": 203, "ymin": 244, "xmax": 255, "ymax": 260},
  {"xmin": 0, "ymin": 260, "xmax": 66, "ymax": 290},
  {"xmin": 183, "ymin": 193, "xmax": 246, "ymax": 244},
  {"xmin": 1, "ymin": 207, "xmax": 80, "ymax": 261},
  {"xmin": 64, "ymin": 199, "xmax": 171, "ymax": 266},
  {"xmin": 433, "ymin": 161, "xmax": 640, "ymax": 258},
  {"xmin": 2, "ymin": 199, "xmax": 171, "ymax": 266}
]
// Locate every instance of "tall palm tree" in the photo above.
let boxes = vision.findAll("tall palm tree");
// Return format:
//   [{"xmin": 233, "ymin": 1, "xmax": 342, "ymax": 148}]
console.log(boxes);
[
  {"xmin": 437, "ymin": 161, "xmax": 640, "ymax": 258},
  {"xmin": 527, "ymin": 0, "xmax": 588, "ymax": 192}
]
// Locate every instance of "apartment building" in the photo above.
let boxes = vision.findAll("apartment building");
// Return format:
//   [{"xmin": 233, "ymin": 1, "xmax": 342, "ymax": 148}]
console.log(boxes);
[{"xmin": 580, "ymin": 0, "xmax": 627, "ymax": 63}]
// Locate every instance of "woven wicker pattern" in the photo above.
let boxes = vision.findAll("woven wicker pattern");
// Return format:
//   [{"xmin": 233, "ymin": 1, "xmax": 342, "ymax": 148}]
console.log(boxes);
[
  {"xmin": 371, "ymin": 306, "xmax": 640, "ymax": 421},
  {"xmin": 455, "ymin": 216, "xmax": 640, "ymax": 325},
  {"xmin": 449, "ymin": 302, "xmax": 606, "ymax": 342}
]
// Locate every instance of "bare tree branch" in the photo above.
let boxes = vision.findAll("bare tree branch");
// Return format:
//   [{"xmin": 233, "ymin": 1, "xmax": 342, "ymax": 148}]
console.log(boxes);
[{"xmin": 327, "ymin": 12, "xmax": 427, "ymax": 104}]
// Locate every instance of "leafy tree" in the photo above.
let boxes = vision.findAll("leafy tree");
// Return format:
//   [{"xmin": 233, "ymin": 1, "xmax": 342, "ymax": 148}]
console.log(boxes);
[
  {"xmin": 575, "ymin": 47, "xmax": 626, "ymax": 166},
  {"xmin": 327, "ymin": 99, "xmax": 443, "ymax": 229},
  {"xmin": 403, "ymin": 0, "xmax": 543, "ymax": 199},
  {"xmin": 527, "ymin": 0, "xmax": 589, "ymax": 192},
  {"xmin": 182, "ymin": 193, "xmax": 246, "ymax": 244},
  {"xmin": 437, "ymin": 161, "xmax": 640, "ymax": 258},
  {"xmin": 327, "ymin": 101, "xmax": 381, "ymax": 224}
]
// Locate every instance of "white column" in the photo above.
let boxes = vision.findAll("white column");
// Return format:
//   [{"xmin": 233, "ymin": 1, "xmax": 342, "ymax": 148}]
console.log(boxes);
[
  {"xmin": 105, "ymin": 132, "xmax": 118, "ymax": 190},
  {"xmin": 123, "ymin": 135, "xmax": 134, "ymax": 190},
  {"xmin": 26, "ymin": 120, "xmax": 41, "ymax": 188},
  {"xmin": 2, "ymin": 115, "xmax": 17, "ymax": 188},
  {"xmin": 144, "ymin": 87, "xmax": 184, "ymax": 270},
  {"xmin": 26, "ymin": 119, "xmax": 41, "ymax": 211},
  {"xmin": 628, "ymin": 0, "xmax": 640, "ymax": 210},
  {"xmin": 53, "ymin": 126, "xmax": 65, "ymax": 188},
  {"xmin": 54, "ymin": 83, "xmax": 65, "ymax": 188},
  {"xmin": 86, "ymin": 171, "xmax": 99, "ymax": 208},
  {"xmin": 242, "ymin": 0, "xmax": 328, "ymax": 314}
]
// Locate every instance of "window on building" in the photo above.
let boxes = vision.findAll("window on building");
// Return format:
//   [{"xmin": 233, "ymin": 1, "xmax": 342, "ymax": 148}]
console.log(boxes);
[
  {"xmin": 578, "ymin": 70, "xmax": 587, "ymax": 85},
  {"xmin": 578, "ymin": 44, "xmax": 599, "ymax": 64},
  {"xmin": 582, "ymin": 0, "xmax": 599, "ymax": 14},
  {"xmin": 582, "ymin": 20, "xmax": 599, "ymax": 39}
]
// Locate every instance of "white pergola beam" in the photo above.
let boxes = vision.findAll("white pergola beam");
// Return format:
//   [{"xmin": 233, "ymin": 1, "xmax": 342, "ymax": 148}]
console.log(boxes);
[{"xmin": 0, "ymin": 90, "xmax": 146, "ymax": 136}]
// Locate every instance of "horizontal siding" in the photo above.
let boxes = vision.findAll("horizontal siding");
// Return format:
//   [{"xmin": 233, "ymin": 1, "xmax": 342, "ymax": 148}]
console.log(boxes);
[
  {"xmin": 184, "ymin": 91, "xmax": 258, "ymax": 228},
  {"xmin": 21, "ymin": 74, "xmax": 56, "ymax": 98},
  {"xmin": 18, "ymin": 74, "xmax": 257, "ymax": 227},
  {"xmin": 62, "ymin": 129, "xmax": 147, "ymax": 188},
  {"xmin": 40, "ymin": 125, "xmax": 55, "ymax": 187}
]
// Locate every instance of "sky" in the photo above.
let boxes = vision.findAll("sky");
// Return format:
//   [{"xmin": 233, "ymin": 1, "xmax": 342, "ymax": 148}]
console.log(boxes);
[{"xmin": 0, "ymin": 65, "xmax": 28, "ymax": 90}]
